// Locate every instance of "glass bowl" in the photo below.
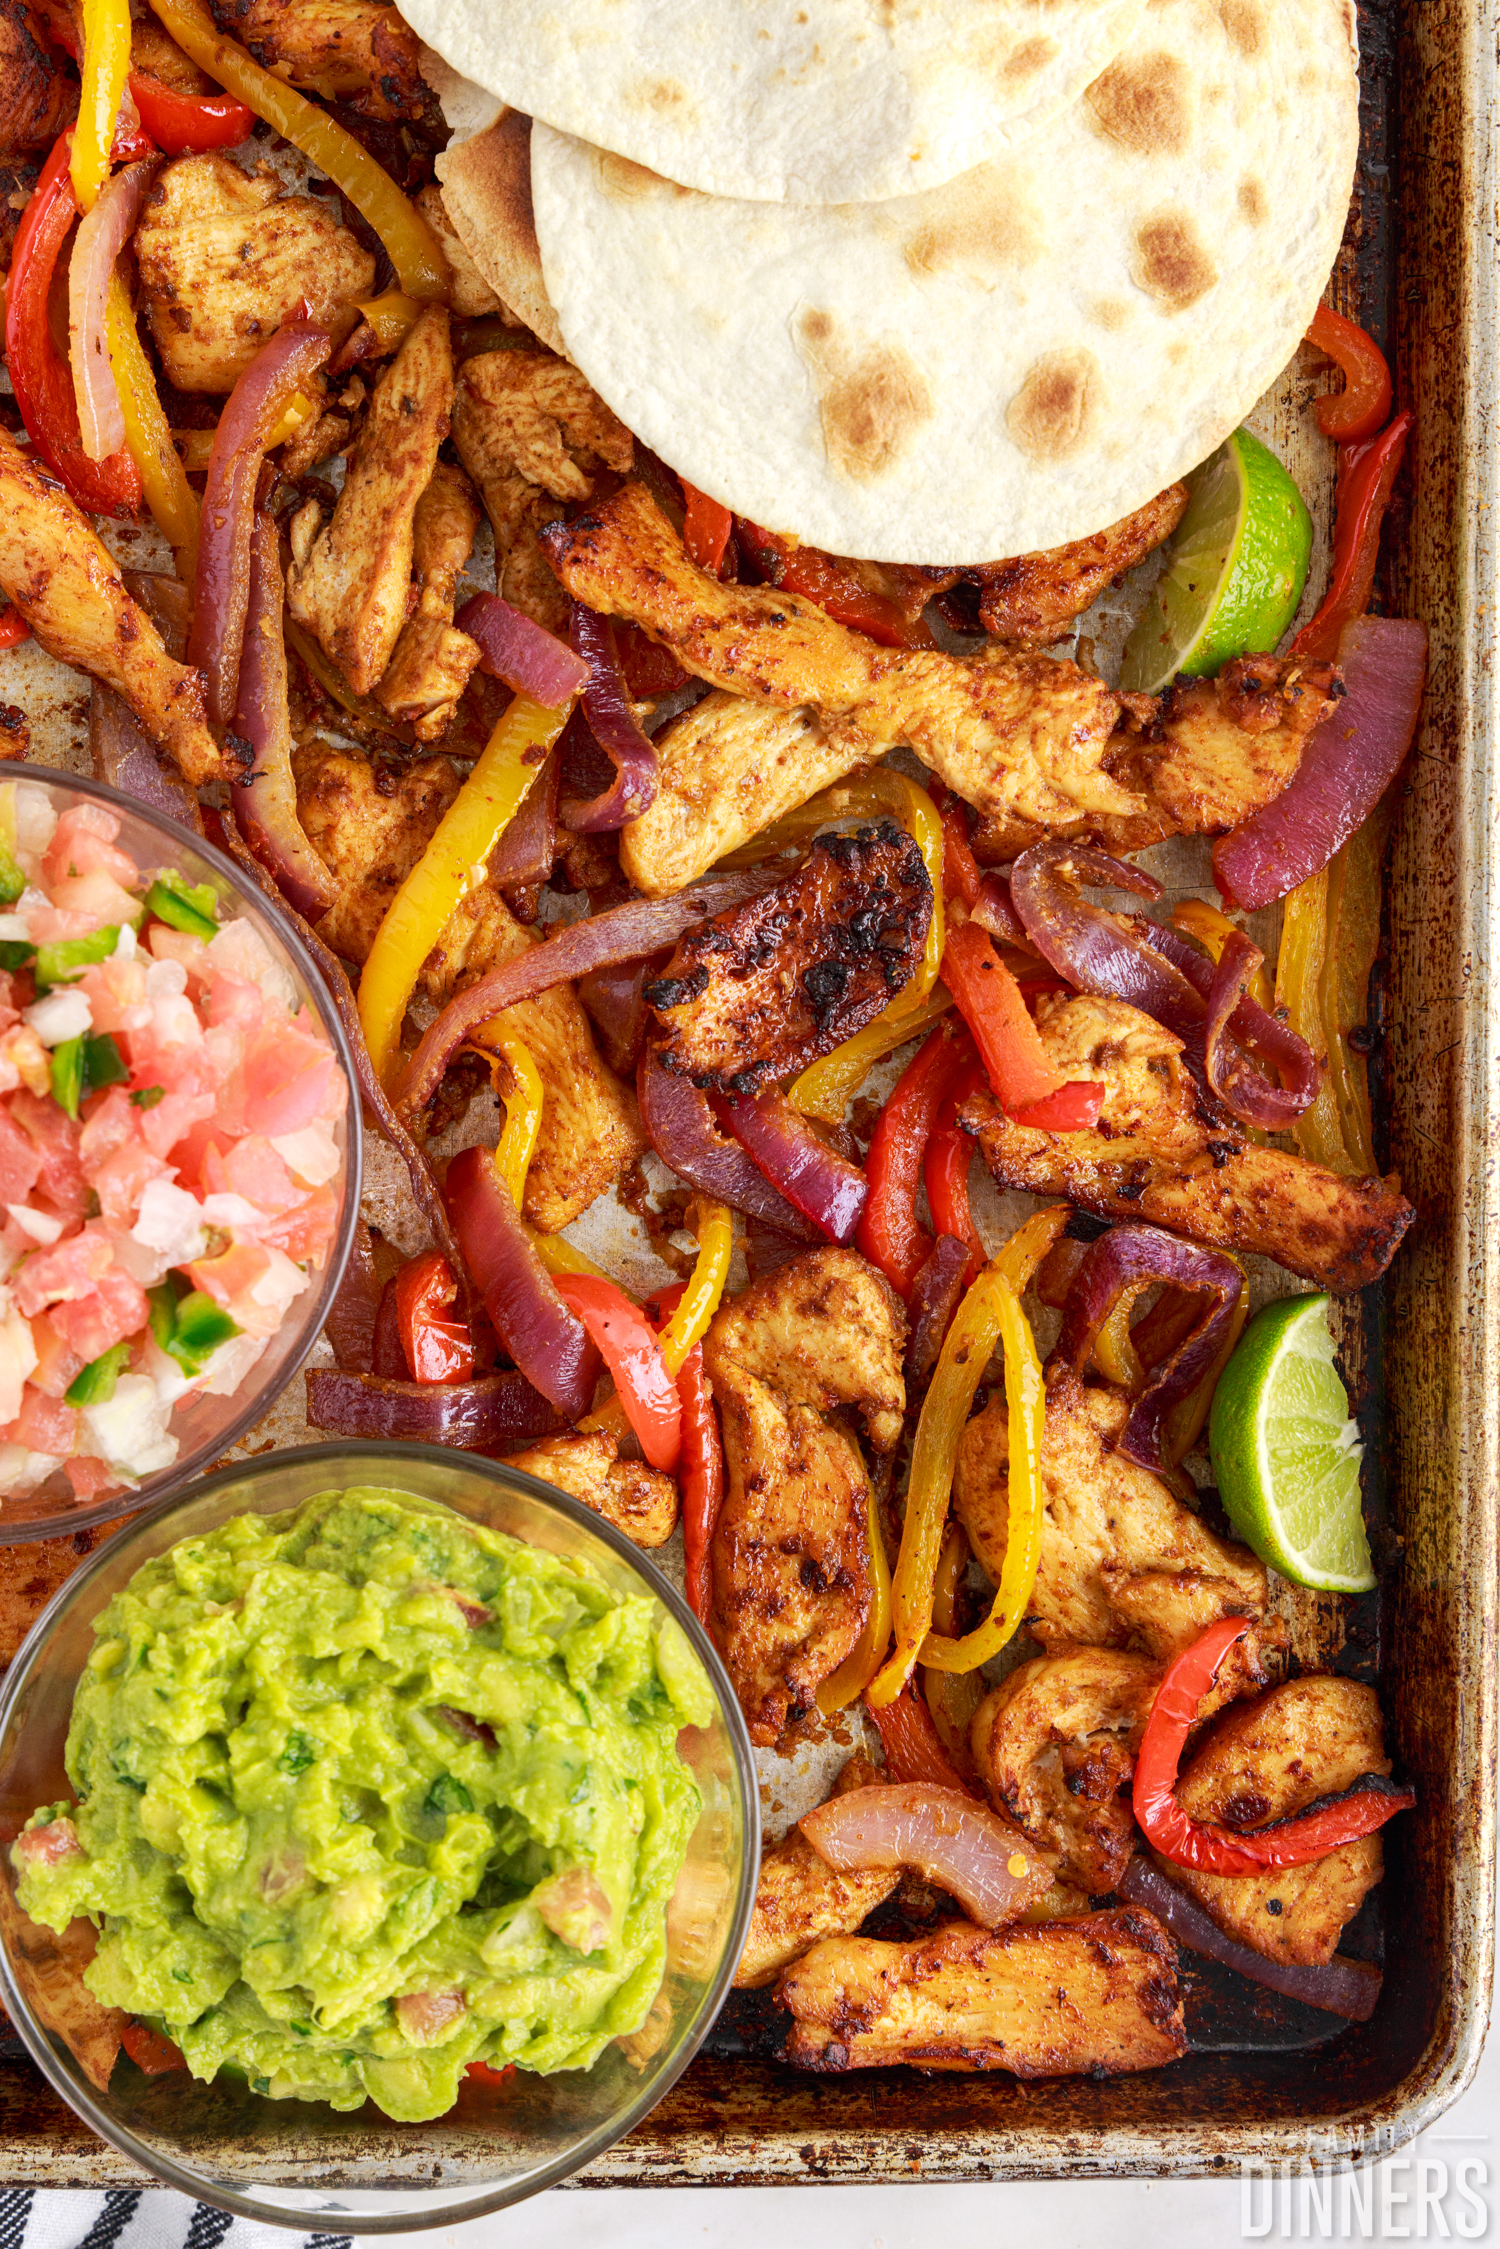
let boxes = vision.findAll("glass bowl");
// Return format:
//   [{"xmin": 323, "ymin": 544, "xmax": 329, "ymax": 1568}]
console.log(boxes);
[
  {"xmin": 0, "ymin": 1442, "xmax": 759, "ymax": 2230},
  {"xmin": 0, "ymin": 767, "xmax": 360, "ymax": 1541}
]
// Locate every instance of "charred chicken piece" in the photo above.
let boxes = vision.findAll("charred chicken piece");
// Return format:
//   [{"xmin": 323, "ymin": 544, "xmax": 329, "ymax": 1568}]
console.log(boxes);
[
  {"xmin": 970, "ymin": 1646, "xmax": 1162, "ymax": 1893},
  {"xmin": 1107, "ymin": 654, "xmax": 1345, "ymax": 842},
  {"xmin": 294, "ymin": 742, "xmax": 643, "ymax": 1229},
  {"xmin": 134, "ymin": 152, "xmax": 376, "ymax": 396},
  {"xmin": 735, "ymin": 1754, "xmax": 899, "ymax": 1990},
  {"xmin": 702, "ymin": 1248, "xmax": 905, "ymax": 1746},
  {"xmin": 288, "ymin": 305, "xmax": 454, "ymax": 697},
  {"xmin": 503, "ymin": 1430, "xmax": 677, "ymax": 1548},
  {"xmin": 1162, "ymin": 1677, "xmax": 1395, "ymax": 1967},
  {"xmin": 776, "ymin": 1908, "xmax": 1186, "ymax": 2076},
  {"xmin": 374, "ymin": 461, "xmax": 483, "ymax": 740},
  {"xmin": 0, "ymin": 433, "xmax": 226, "ymax": 787},
  {"xmin": 450, "ymin": 348, "xmax": 633, "ymax": 635},
  {"xmin": 644, "ymin": 820, "xmax": 931, "ymax": 1096},
  {"xmin": 961, "ymin": 993, "xmax": 1414, "ymax": 1293},
  {"xmin": 973, "ymin": 484, "xmax": 1190, "ymax": 645},
  {"xmin": 955, "ymin": 1365, "xmax": 1273, "ymax": 1658},
  {"xmin": 0, "ymin": 0, "xmax": 70, "ymax": 159},
  {"xmin": 208, "ymin": 0, "xmax": 427, "ymax": 117}
]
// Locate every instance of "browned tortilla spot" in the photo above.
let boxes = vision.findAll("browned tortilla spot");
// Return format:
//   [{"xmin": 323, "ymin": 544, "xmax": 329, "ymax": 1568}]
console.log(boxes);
[
  {"xmin": 1084, "ymin": 52, "xmax": 1192, "ymax": 157},
  {"xmin": 1005, "ymin": 348, "xmax": 1102, "ymax": 463},
  {"xmin": 1238, "ymin": 175, "xmax": 1269, "ymax": 225},
  {"xmin": 625, "ymin": 74, "xmax": 692, "ymax": 115},
  {"xmin": 901, "ymin": 166, "xmax": 1043, "ymax": 282},
  {"xmin": 1130, "ymin": 208, "xmax": 1219, "ymax": 312},
  {"xmin": 1001, "ymin": 34, "xmax": 1057, "ymax": 83},
  {"xmin": 796, "ymin": 311, "xmax": 934, "ymax": 484},
  {"xmin": 1216, "ymin": 0, "xmax": 1267, "ymax": 55}
]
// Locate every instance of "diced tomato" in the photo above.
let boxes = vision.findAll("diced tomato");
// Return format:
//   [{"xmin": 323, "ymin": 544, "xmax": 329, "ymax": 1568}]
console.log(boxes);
[
  {"xmin": 146, "ymin": 926, "xmax": 211, "ymax": 984},
  {"xmin": 0, "ymin": 1384, "xmax": 79, "ymax": 1456},
  {"xmin": 121, "ymin": 2021, "xmax": 186, "ymax": 2075},
  {"xmin": 206, "ymin": 975, "xmax": 266, "ymax": 1033},
  {"xmin": 79, "ymin": 1086, "xmax": 139, "ymax": 1170},
  {"xmin": 259, "ymin": 1185, "xmax": 336, "ymax": 1261},
  {"xmin": 77, "ymin": 954, "xmax": 149, "ymax": 1035},
  {"xmin": 49, "ymin": 866, "xmax": 143, "ymax": 929},
  {"xmin": 10, "ymin": 1090, "xmax": 87, "ymax": 1218},
  {"xmin": 47, "ymin": 1267, "xmax": 149, "ymax": 1361},
  {"xmin": 28, "ymin": 1315, "xmax": 84, "ymax": 1401},
  {"xmin": 64, "ymin": 1455, "xmax": 115, "ymax": 1498},
  {"xmin": 14, "ymin": 1232, "xmax": 112, "ymax": 1318},
  {"xmin": 24, "ymin": 906, "xmax": 96, "ymax": 945},
  {"xmin": 92, "ymin": 1138, "xmax": 170, "ymax": 1227},
  {"xmin": 15, "ymin": 1817, "xmax": 83, "ymax": 1868},
  {"xmin": 44, "ymin": 806, "xmax": 138, "ymax": 890},
  {"xmin": 221, "ymin": 1135, "xmax": 297, "ymax": 1215},
  {"xmin": 239, "ymin": 1022, "xmax": 339, "ymax": 1136},
  {"xmin": 464, "ymin": 2061, "xmax": 516, "ymax": 2092},
  {"xmin": 0, "ymin": 1103, "xmax": 44, "ymax": 1203}
]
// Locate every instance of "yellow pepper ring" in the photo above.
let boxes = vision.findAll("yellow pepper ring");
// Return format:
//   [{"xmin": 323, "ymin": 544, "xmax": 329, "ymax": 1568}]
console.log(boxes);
[
  {"xmin": 868, "ymin": 1203, "xmax": 1068, "ymax": 1705},
  {"xmin": 657, "ymin": 1199, "xmax": 733, "ymax": 1377},
  {"xmin": 478, "ymin": 1036, "xmax": 544, "ymax": 1213},
  {"xmin": 72, "ymin": 0, "xmax": 132, "ymax": 211},
  {"xmin": 355, "ymin": 292, "xmax": 424, "ymax": 354},
  {"xmin": 817, "ymin": 1482, "xmax": 894, "ymax": 1715},
  {"xmin": 357, "ymin": 693, "xmax": 573, "ymax": 1088},
  {"xmin": 147, "ymin": 0, "xmax": 450, "ymax": 300}
]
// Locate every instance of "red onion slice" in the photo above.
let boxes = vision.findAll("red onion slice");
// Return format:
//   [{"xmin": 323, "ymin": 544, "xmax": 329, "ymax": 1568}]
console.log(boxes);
[
  {"xmin": 444, "ymin": 1146, "xmax": 599, "ymax": 1421},
  {"xmin": 456, "ymin": 592, "xmax": 588, "ymax": 709},
  {"xmin": 563, "ymin": 604, "xmax": 659, "ymax": 832},
  {"xmin": 306, "ymin": 1366, "xmax": 561, "ymax": 1446},
  {"xmin": 1143, "ymin": 921, "xmax": 1320, "ymax": 1127},
  {"xmin": 903, "ymin": 1233, "xmax": 972, "ymax": 1390},
  {"xmin": 1055, "ymin": 1222, "xmax": 1243, "ymax": 1470},
  {"xmin": 1118, "ymin": 1857, "xmax": 1382, "ymax": 2023},
  {"xmin": 970, "ymin": 871, "xmax": 1027, "ymax": 950},
  {"xmin": 325, "ymin": 1217, "xmax": 383, "ymax": 1374},
  {"xmin": 1214, "ymin": 619, "xmax": 1428, "ymax": 910},
  {"xmin": 90, "ymin": 683, "xmax": 205, "ymax": 835},
  {"xmin": 488, "ymin": 749, "xmax": 559, "ymax": 893},
  {"xmin": 800, "ymin": 1783, "xmax": 1053, "ymax": 1928},
  {"xmin": 230, "ymin": 508, "xmax": 337, "ymax": 921},
  {"xmin": 394, "ymin": 869, "xmax": 785, "ymax": 1118},
  {"xmin": 69, "ymin": 159, "xmax": 158, "ymax": 462},
  {"xmin": 578, "ymin": 954, "xmax": 662, "ymax": 1077},
  {"xmin": 637, "ymin": 1052, "xmax": 818, "ymax": 1239},
  {"xmin": 189, "ymin": 321, "xmax": 333, "ymax": 727},
  {"xmin": 719, "ymin": 1088, "xmax": 869, "ymax": 1244}
]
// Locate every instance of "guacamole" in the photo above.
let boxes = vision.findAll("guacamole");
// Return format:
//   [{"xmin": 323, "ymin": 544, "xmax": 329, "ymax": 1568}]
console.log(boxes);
[{"xmin": 14, "ymin": 1488, "xmax": 713, "ymax": 2121}]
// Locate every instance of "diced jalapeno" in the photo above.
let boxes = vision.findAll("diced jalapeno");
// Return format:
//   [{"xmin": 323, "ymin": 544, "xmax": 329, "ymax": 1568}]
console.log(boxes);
[
  {"xmin": 65, "ymin": 1340, "xmax": 132, "ymax": 1406},
  {"xmin": 83, "ymin": 1032, "xmax": 128, "ymax": 1094},
  {"xmin": 145, "ymin": 870, "xmax": 219, "ymax": 941},
  {"xmin": 0, "ymin": 785, "xmax": 23, "ymax": 907},
  {"xmin": 131, "ymin": 1085, "xmax": 165, "ymax": 1110},
  {"xmin": 146, "ymin": 1283, "xmax": 179, "ymax": 1352},
  {"xmin": 0, "ymin": 939, "xmax": 35, "ymax": 972},
  {"xmin": 424, "ymin": 1773, "xmax": 474, "ymax": 1818},
  {"xmin": 50, "ymin": 1036, "xmax": 84, "ymax": 1118},
  {"xmin": 164, "ymin": 1290, "xmax": 239, "ymax": 1376},
  {"xmin": 33, "ymin": 926, "xmax": 120, "ymax": 988}
]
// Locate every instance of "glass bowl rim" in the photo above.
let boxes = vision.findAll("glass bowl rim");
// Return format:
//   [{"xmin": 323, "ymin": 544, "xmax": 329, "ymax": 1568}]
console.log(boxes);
[
  {"xmin": 0, "ymin": 1438, "xmax": 762, "ymax": 2231},
  {"xmin": 0, "ymin": 765, "xmax": 363, "ymax": 1545}
]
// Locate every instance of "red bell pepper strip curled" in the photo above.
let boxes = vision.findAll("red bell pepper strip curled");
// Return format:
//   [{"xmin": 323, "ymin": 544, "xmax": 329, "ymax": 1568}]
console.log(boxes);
[
  {"xmin": 938, "ymin": 794, "xmax": 982, "ymax": 910},
  {"xmin": 1133, "ymin": 1618, "xmax": 1417, "ymax": 1875},
  {"xmin": 393, "ymin": 1249, "xmax": 475, "ymax": 1385},
  {"xmin": 864, "ymin": 1681, "xmax": 976, "ymax": 1795},
  {"xmin": 130, "ymin": 71, "xmax": 256, "ymax": 150},
  {"xmin": 647, "ymin": 1280, "xmax": 723, "ymax": 1624},
  {"xmin": 1306, "ymin": 304, "xmax": 1392, "ymax": 444},
  {"xmin": 4, "ymin": 132, "xmax": 144, "ymax": 518},
  {"xmin": 1291, "ymin": 410, "xmax": 1414, "ymax": 664},
  {"xmin": 740, "ymin": 521, "xmax": 932, "ymax": 649},
  {"xmin": 856, "ymin": 1022, "xmax": 974, "ymax": 1300},
  {"xmin": 682, "ymin": 481, "xmax": 733, "ymax": 575},
  {"xmin": 942, "ymin": 920, "xmax": 1100, "ymax": 1123},
  {"xmin": 555, "ymin": 1273, "xmax": 682, "ymax": 1474},
  {"xmin": 0, "ymin": 607, "xmax": 30, "ymax": 650},
  {"xmin": 121, "ymin": 2020, "xmax": 186, "ymax": 2074},
  {"xmin": 923, "ymin": 1121, "xmax": 985, "ymax": 1288},
  {"xmin": 1010, "ymin": 1079, "xmax": 1106, "ymax": 1130}
]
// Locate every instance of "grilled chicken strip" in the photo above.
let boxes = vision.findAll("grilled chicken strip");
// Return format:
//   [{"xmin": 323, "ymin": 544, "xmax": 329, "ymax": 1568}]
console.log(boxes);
[
  {"xmin": 0, "ymin": 433, "xmax": 226, "ymax": 786},
  {"xmin": 208, "ymin": 0, "xmax": 427, "ymax": 117},
  {"xmin": 644, "ymin": 821, "xmax": 931, "ymax": 1095},
  {"xmin": 735, "ymin": 1754, "xmax": 898, "ymax": 1990},
  {"xmin": 288, "ymin": 305, "xmax": 454, "ymax": 696},
  {"xmin": 294, "ymin": 743, "xmax": 643, "ymax": 1229},
  {"xmin": 1161, "ymin": 1677, "xmax": 1395, "ymax": 1967},
  {"xmin": 955, "ymin": 1366, "xmax": 1272, "ymax": 1657},
  {"xmin": 962, "ymin": 994, "xmax": 1414, "ymax": 1292},
  {"xmin": 374, "ymin": 461, "xmax": 483, "ymax": 740},
  {"xmin": 451, "ymin": 349, "xmax": 633, "ymax": 635},
  {"xmin": 0, "ymin": 0, "xmax": 70, "ymax": 158},
  {"xmin": 542, "ymin": 482, "xmax": 1340, "ymax": 848},
  {"xmin": 134, "ymin": 152, "xmax": 375, "ymax": 395},
  {"xmin": 504, "ymin": 1430, "xmax": 677, "ymax": 1548},
  {"xmin": 703, "ymin": 1249, "xmax": 905, "ymax": 1744},
  {"xmin": 777, "ymin": 1909, "xmax": 1185, "ymax": 2076},
  {"xmin": 973, "ymin": 485, "xmax": 1190, "ymax": 644}
]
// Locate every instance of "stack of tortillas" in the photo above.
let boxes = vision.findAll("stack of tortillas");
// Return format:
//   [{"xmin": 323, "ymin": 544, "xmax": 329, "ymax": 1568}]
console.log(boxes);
[{"xmin": 415, "ymin": 0, "xmax": 1359, "ymax": 565}]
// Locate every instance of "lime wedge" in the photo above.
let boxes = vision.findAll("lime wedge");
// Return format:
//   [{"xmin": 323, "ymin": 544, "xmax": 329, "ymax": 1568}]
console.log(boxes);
[
  {"xmin": 1119, "ymin": 427, "xmax": 1313, "ymax": 693},
  {"xmin": 1208, "ymin": 1292, "xmax": 1375, "ymax": 1594}
]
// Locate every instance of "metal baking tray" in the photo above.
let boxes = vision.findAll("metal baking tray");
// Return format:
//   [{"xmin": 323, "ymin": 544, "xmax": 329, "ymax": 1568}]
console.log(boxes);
[{"xmin": 0, "ymin": 0, "xmax": 1492, "ymax": 2189}]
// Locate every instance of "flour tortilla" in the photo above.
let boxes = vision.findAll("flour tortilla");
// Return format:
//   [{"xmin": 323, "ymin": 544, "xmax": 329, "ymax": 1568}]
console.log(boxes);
[
  {"xmin": 436, "ymin": 109, "xmax": 570, "ymax": 360},
  {"xmin": 398, "ymin": 0, "xmax": 1148, "ymax": 205},
  {"xmin": 529, "ymin": 0, "xmax": 1359, "ymax": 564}
]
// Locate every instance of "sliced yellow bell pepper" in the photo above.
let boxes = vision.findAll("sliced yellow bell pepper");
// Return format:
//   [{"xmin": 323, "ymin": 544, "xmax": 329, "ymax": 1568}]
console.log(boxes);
[
  {"xmin": 787, "ymin": 985, "xmax": 953, "ymax": 1125},
  {"xmin": 357, "ymin": 692, "xmax": 574, "ymax": 1086},
  {"xmin": 147, "ymin": 0, "xmax": 450, "ymax": 299},
  {"xmin": 1275, "ymin": 866, "xmax": 1341, "ymax": 1169},
  {"xmin": 73, "ymin": 0, "xmax": 133, "ymax": 211},
  {"xmin": 356, "ymin": 292, "xmax": 423, "ymax": 353},
  {"xmin": 107, "ymin": 277, "xmax": 200, "ymax": 579},
  {"xmin": 482, "ymin": 1037, "xmax": 543, "ymax": 1211},
  {"xmin": 658, "ymin": 1199, "xmax": 733, "ymax": 1377},
  {"xmin": 1092, "ymin": 1288, "xmax": 1148, "ymax": 1392},
  {"xmin": 530, "ymin": 1229, "xmax": 614, "ymax": 1284},
  {"xmin": 817, "ymin": 1481, "xmax": 894, "ymax": 1714},
  {"xmin": 174, "ymin": 393, "xmax": 317, "ymax": 474},
  {"xmin": 869, "ymin": 1204, "xmax": 1067, "ymax": 1705},
  {"xmin": 1172, "ymin": 897, "xmax": 1274, "ymax": 1013}
]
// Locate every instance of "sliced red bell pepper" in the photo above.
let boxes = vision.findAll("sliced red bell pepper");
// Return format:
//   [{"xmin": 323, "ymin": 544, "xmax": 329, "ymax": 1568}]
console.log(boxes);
[
  {"xmin": 130, "ymin": 71, "xmax": 256, "ymax": 151},
  {"xmin": 614, "ymin": 620, "xmax": 690, "ymax": 697},
  {"xmin": 465, "ymin": 2060, "xmax": 517, "ymax": 2090},
  {"xmin": 1306, "ymin": 304, "xmax": 1392, "ymax": 444},
  {"xmin": 856, "ymin": 1023, "xmax": 974, "ymax": 1300},
  {"xmin": 393, "ymin": 1249, "xmax": 475, "ymax": 1384},
  {"xmin": 1133, "ymin": 1618, "xmax": 1416, "ymax": 1875},
  {"xmin": 0, "ymin": 607, "xmax": 31, "ymax": 650},
  {"xmin": 5, "ymin": 130, "xmax": 144, "ymax": 519},
  {"xmin": 923, "ymin": 1121, "xmax": 985, "ymax": 1288},
  {"xmin": 1010, "ymin": 1079, "xmax": 1106, "ymax": 1130},
  {"xmin": 864, "ymin": 1680, "xmax": 975, "ymax": 1794},
  {"xmin": 555, "ymin": 1273, "xmax": 682, "ymax": 1473},
  {"xmin": 740, "ymin": 521, "xmax": 932, "ymax": 649},
  {"xmin": 1291, "ymin": 409, "xmax": 1413, "ymax": 664},
  {"xmin": 121, "ymin": 2020, "xmax": 186, "ymax": 2074},
  {"xmin": 682, "ymin": 480, "xmax": 733, "ymax": 576},
  {"xmin": 941, "ymin": 920, "xmax": 1101, "ymax": 1125},
  {"xmin": 648, "ymin": 1280, "xmax": 722, "ymax": 1623},
  {"xmin": 938, "ymin": 794, "xmax": 982, "ymax": 910}
]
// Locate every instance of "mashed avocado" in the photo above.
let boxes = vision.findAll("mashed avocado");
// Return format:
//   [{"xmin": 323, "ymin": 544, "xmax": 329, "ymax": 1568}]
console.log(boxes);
[{"xmin": 14, "ymin": 1488, "xmax": 713, "ymax": 2121}]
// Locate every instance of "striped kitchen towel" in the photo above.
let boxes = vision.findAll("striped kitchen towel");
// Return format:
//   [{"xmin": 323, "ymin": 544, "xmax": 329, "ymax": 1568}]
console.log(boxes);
[{"xmin": 0, "ymin": 2193, "xmax": 349, "ymax": 2249}]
